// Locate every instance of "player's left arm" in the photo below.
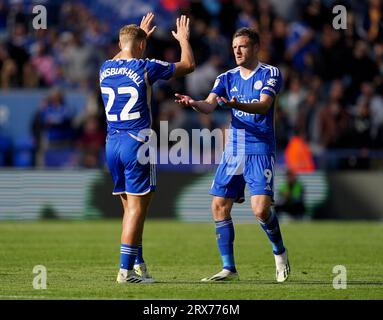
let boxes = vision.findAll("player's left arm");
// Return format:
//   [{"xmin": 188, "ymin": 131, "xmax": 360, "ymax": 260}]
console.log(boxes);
[{"xmin": 216, "ymin": 94, "xmax": 274, "ymax": 115}]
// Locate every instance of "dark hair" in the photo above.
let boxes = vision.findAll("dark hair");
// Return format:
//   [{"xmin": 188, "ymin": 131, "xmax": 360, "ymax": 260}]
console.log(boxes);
[{"xmin": 233, "ymin": 28, "xmax": 260, "ymax": 45}]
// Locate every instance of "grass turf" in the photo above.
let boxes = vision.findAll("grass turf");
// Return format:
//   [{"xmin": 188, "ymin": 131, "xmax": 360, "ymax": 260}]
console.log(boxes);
[{"xmin": 0, "ymin": 220, "xmax": 382, "ymax": 300}]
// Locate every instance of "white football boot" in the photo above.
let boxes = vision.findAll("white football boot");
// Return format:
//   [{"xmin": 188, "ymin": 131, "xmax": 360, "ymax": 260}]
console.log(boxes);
[
  {"xmin": 201, "ymin": 269, "xmax": 239, "ymax": 282},
  {"xmin": 116, "ymin": 269, "xmax": 152, "ymax": 284},
  {"xmin": 134, "ymin": 263, "xmax": 155, "ymax": 283},
  {"xmin": 274, "ymin": 249, "xmax": 291, "ymax": 283}
]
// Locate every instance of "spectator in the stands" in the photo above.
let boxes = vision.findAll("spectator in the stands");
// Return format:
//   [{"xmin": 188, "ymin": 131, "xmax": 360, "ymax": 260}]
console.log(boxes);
[
  {"xmin": 359, "ymin": 0, "xmax": 383, "ymax": 44},
  {"xmin": 0, "ymin": 42, "xmax": 17, "ymax": 88},
  {"xmin": 30, "ymin": 41, "xmax": 58, "ymax": 86},
  {"xmin": 347, "ymin": 40, "xmax": 379, "ymax": 102},
  {"xmin": 35, "ymin": 88, "xmax": 74, "ymax": 146},
  {"xmin": 58, "ymin": 32, "xmax": 95, "ymax": 88},
  {"xmin": 185, "ymin": 54, "xmax": 223, "ymax": 100},
  {"xmin": 296, "ymin": 90, "xmax": 321, "ymax": 144},
  {"xmin": 313, "ymin": 24, "xmax": 350, "ymax": 81},
  {"xmin": 317, "ymin": 100, "xmax": 349, "ymax": 149},
  {"xmin": 355, "ymin": 82, "xmax": 383, "ymax": 141},
  {"xmin": 275, "ymin": 169, "xmax": 306, "ymax": 219},
  {"xmin": 328, "ymin": 79, "xmax": 346, "ymax": 106},
  {"xmin": 284, "ymin": 19, "xmax": 315, "ymax": 72},
  {"xmin": 270, "ymin": 17, "xmax": 287, "ymax": 65},
  {"xmin": 204, "ymin": 25, "xmax": 230, "ymax": 66},
  {"xmin": 284, "ymin": 130, "xmax": 316, "ymax": 174},
  {"xmin": 279, "ymin": 75, "xmax": 306, "ymax": 130},
  {"xmin": 0, "ymin": 0, "xmax": 9, "ymax": 38},
  {"xmin": 236, "ymin": 0, "xmax": 257, "ymax": 29},
  {"xmin": 4, "ymin": 22, "xmax": 30, "ymax": 87},
  {"xmin": 77, "ymin": 115, "xmax": 105, "ymax": 168},
  {"xmin": 275, "ymin": 107, "xmax": 290, "ymax": 151},
  {"xmin": 349, "ymin": 99, "xmax": 374, "ymax": 149}
]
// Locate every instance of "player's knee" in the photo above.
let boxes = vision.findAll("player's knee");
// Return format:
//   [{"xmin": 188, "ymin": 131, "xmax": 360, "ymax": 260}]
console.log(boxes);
[
  {"xmin": 211, "ymin": 199, "xmax": 231, "ymax": 220},
  {"xmin": 252, "ymin": 204, "xmax": 270, "ymax": 221}
]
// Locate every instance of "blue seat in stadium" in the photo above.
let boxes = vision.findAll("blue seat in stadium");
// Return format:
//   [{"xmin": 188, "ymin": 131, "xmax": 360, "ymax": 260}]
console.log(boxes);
[
  {"xmin": 13, "ymin": 136, "xmax": 35, "ymax": 167},
  {"xmin": 44, "ymin": 148, "xmax": 78, "ymax": 167},
  {"xmin": 276, "ymin": 152, "xmax": 286, "ymax": 167},
  {"xmin": 98, "ymin": 148, "xmax": 106, "ymax": 167},
  {"xmin": 0, "ymin": 135, "xmax": 12, "ymax": 166}
]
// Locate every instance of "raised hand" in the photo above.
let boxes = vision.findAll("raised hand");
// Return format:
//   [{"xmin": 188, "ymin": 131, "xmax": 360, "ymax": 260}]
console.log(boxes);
[
  {"xmin": 140, "ymin": 12, "xmax": 157, "ymax": 38},
  {"xmin": 171, "ymin": 15, "xmax": 190, "ymax": 42}
]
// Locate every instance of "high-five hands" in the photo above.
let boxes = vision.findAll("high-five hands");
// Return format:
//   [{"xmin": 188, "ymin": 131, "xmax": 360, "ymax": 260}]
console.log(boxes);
[
  {"xmin": 140, "ymin": 12, "xmax": 157, "ymax": 38},
  {"xmin": 171, "ymin": 15, "xmax": 190, "ymax": 42}
]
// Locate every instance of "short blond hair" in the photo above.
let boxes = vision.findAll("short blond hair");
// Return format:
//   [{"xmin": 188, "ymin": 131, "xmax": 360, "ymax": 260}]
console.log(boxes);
[{"xmin": 119, "ymin": 24, "xmax": 147, "ymax": 45}]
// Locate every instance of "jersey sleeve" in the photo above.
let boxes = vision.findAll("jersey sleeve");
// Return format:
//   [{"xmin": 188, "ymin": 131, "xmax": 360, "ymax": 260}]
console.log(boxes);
[
  {"xmin": 210, "ymin": 74, "xmax": 227, "ymax": 98},
  {"xmin": 146, "ymin": 59, "xmax": 175, "ymax": 85},
  {"xmin": 261, "ymin": 68, "xmax": 282, "ymax": 98}
]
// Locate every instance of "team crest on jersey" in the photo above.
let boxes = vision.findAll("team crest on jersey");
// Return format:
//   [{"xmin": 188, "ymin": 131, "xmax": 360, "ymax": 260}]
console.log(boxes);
[
  {"xmin": 254, "ymin": 80, "xmax": 263, "ymax": 90},
  {"xmin": 213, "ymin": 79, "xmax": 220, "ymax": 89}
]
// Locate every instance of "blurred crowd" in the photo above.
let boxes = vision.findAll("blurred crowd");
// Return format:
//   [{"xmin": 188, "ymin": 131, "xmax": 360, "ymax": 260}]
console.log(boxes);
[{"xmin": 0, "ymin": 0, "xmax": 382, "ymax": 169}]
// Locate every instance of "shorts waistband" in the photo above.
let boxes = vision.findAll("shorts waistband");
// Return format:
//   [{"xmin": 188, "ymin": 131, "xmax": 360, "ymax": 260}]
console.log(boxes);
[{"xmin": 107, "ymin": 129, "xmax": 148, "ymax": 143}]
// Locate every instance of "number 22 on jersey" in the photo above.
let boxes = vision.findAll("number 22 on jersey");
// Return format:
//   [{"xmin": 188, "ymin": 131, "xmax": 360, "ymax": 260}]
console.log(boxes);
[{"xmin": 101, "ymin": 86, "xmax": 140, "ymax": 121}]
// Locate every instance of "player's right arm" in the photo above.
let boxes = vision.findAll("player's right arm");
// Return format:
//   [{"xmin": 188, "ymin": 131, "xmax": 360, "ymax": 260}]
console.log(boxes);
[
  {"xmin": 171, "ymin": 15, "xmax": 195, "ymax": 78},
  {"xmin": 175, "ymin": 70, "xmax": 228, "ymax": 113},
  {"xmin": 174, "ymin": 92, "xmax": 218, "ymax": 114}
]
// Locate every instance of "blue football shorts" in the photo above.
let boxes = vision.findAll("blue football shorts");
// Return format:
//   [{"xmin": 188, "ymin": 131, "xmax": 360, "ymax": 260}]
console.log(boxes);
[
  {"xmin": 105, "ymin": 130, "xmax": 156, "ymax": 196},
  {"xmin": 210, "ymin": 152, "xmax": 275, "ymax": 203}
]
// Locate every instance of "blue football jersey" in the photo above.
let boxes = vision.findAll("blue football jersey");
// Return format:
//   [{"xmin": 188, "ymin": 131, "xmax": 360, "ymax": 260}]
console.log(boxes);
[
  {"xmin": 211, "ymin": 62, "xmax": 282, "ymax": 154},
  {"xmin": 99, "ymin": 58, "xmax": 175, "ymax": 138}
]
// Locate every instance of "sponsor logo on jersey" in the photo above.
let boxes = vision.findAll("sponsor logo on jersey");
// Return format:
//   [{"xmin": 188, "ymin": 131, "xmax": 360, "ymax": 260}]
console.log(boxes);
[
  {"xmin": 267, "ymin": 78, "xmax": 278, "ymax": 87},
  {"xmin": 234, "ymin": 110, "xmax": 251, "ymax": 117}
]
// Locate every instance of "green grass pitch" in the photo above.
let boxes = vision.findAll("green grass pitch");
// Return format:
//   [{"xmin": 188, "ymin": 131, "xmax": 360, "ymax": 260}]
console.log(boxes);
[{"xmin": 0, "ymin": 220, "xmax": 382, "ymax": 300}]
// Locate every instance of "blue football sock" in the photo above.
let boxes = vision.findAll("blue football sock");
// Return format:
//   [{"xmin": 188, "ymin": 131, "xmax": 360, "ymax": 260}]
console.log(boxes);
[
  {"xmin": 215, "ymin": 218, "xmax": 236, "ymax": 273},
  {"xmin": 120, "ymin": 244, "xmax": 138, "ymax": 270},
  {"xmin": 134, "ymin": 242, "xmax": 145, "ymax": 264},
  {"xmin": 258, "ymin": 208, "xmax": 285, "ymax": 255}
]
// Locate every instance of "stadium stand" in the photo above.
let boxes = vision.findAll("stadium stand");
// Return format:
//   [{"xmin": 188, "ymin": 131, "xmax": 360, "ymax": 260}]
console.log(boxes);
[{"xmin": 0, "ymin": 0, "xmax": 382, "ymax": 172}]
